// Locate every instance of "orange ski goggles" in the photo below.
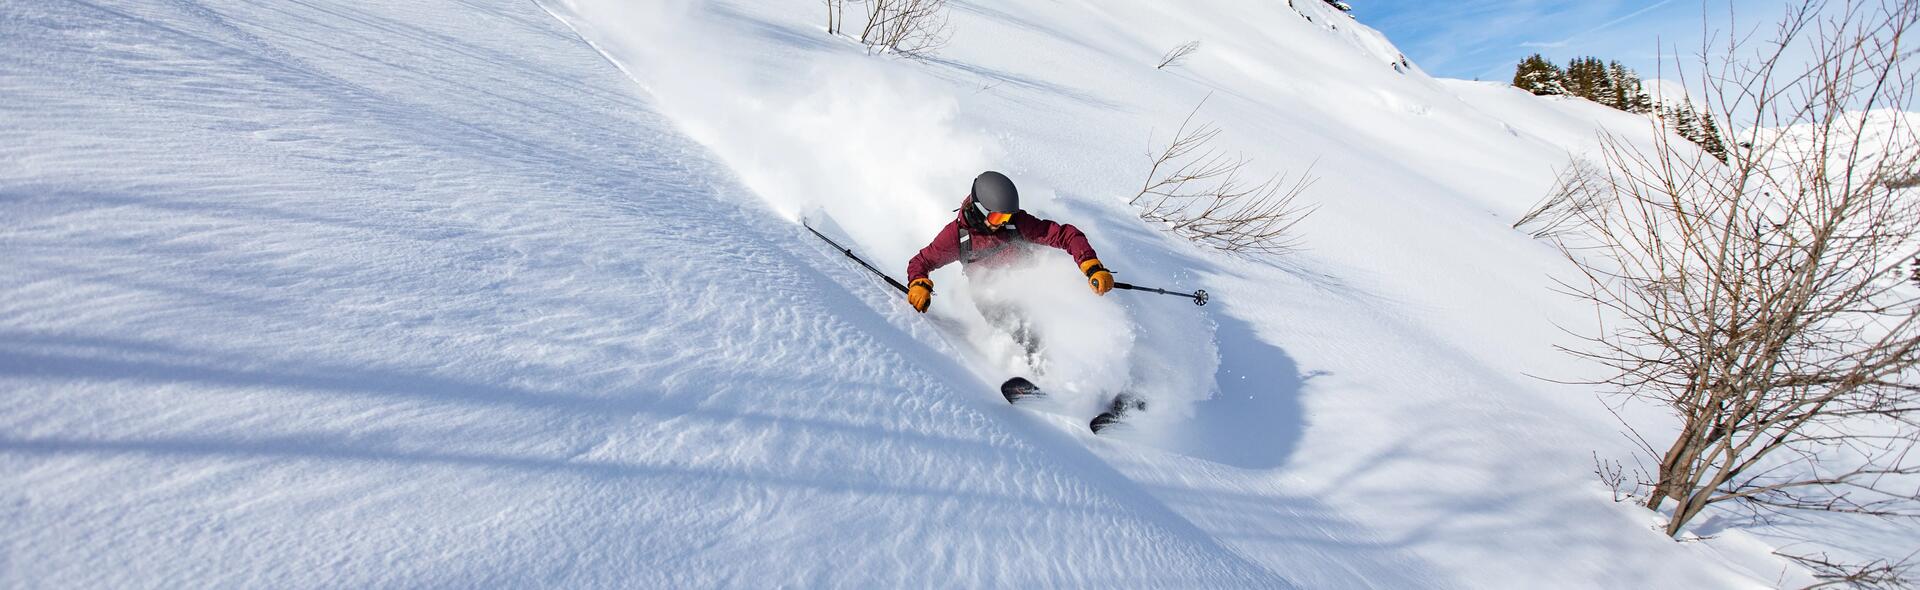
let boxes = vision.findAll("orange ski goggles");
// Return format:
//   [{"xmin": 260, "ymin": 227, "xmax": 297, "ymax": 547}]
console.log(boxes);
[{"xmin": 984, "ymin": 210, "xmax": 1015, "ymax": 227}]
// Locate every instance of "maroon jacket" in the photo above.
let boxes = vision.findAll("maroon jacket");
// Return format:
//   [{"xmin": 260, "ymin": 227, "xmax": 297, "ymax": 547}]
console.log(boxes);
[{"xmin": 907, "ymin": 209, "xmax": 1099, "ymax": 282}]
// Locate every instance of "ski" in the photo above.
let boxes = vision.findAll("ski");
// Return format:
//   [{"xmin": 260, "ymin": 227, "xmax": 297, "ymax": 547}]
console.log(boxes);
[
  {"xmin": 1000, "ymin": 376, "xmax": 1044, "ymax": 404},
  {"xmin": 1089, "ymin": 393, "xmax": 1147, "ymax": 434},
  {"xmin": 999, "ymin": 377, "xmax": 1143, "ymax": 434}
]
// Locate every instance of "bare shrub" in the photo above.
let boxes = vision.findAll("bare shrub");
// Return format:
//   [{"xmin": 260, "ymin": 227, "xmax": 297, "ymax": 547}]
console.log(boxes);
[
  {"xmin": 1514, "ymin": 156, "xmax": 1613, "ymax": 239},
  {"xmin": 1550, "ymin": 0, "xmax": 1920, "ymax": 540},
  {"xmin": 859, "ymin": 0, "xmax": 951, "ymax": 58},
  {"xmin": 1157, "ymin": 41, "xmax": 1200, "ymax": 70},
  {"xmin": 1593, "ymin": 451, "xmax": 1651, "ymax": 503},
  {"xmin": 1775, "ymin": 550, "xmax": 1918, "ymax": 589},
  {"xmin": 1131, "ymin": 96, "xmax": 1316, "ymax": 255}
]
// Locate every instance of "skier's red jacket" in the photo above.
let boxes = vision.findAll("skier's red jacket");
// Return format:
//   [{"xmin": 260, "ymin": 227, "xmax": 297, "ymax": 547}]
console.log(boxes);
[{"xmin": 907, "ymin": 209, "xmax": 1099, "ymax": 282}]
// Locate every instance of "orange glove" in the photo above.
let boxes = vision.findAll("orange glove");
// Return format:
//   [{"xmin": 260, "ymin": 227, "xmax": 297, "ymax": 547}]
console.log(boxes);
[
  {"xmin": 907, "ymin": 278, "xmax": 934, "ymax": 312},
  {"xmin": 1081, "ymin": 259, "xmax": 1114, "ymax": 296}
]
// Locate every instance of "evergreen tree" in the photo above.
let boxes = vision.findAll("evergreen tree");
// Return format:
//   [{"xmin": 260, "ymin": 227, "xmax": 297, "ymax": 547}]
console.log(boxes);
[
  {"xmin": 1607, "ymin": 61, "xmax": 1644, "ymax": 113},
  {"xmin": 1669, "ymin": 102, "xmax": 1703, "ymax": 144},
  {"xmin": 1629, "ymin": 82, "xmax": 1655, "ymax": 114},
  {"xmin": 1590, "ymin": 59, "xmax": 1621, "ymax": 108},
  {"xmin": 1696, "ymin": 111, "xmax": 1729, "ymax": 162},
  {"xmin": 1511, "ymin": 54, "xmax": 1566, "ymax": 96},
  {"xmin": 1511, "ymin": 52, "xmax": 1728, "ymax": 164},
  {"xmin": 1515, "ymin": 55, "xmax": 1655, "ymax": 116},
  {"xmin": 1658, "ymin": 99, "xmax": 1730, "ymax": 162},
  {"xmin": 1563, "ymin": 57, "xmax": 1610, "ymax": 103},
  {"xmin": 1562, "ymin": 57, "xmax": 1593, "ymax": 99}
]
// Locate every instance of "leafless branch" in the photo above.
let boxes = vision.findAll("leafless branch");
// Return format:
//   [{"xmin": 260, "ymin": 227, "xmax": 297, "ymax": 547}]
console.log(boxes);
[
  {"xmin": 1131, "ymin": 96, "xmax": 1317, "ymax": 256},
  {"xmin": 858, "ymin": 0, "xmax": 951, "ymax": 59},
  {"xmin": 1157, "ymin": 41, "xmax": 1201, "ymax": 70},
  {"xmin": 1549, "ymin": 0, "xmax": 1920, "ymax": 541},
  {"xmin": 1776, "ymin": 549, "xmax": 1918, "ymax": 589},
  {"xmin": 1594, "ymin": 451, "xmax": 1652, "ymax": 502},
  {"xmin": 1515, "ymin": 156, "xmax": 1615, "ymax": 239}
]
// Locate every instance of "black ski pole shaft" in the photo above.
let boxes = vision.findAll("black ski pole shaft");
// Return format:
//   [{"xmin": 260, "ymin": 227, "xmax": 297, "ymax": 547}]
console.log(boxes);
[
  {"xmin": 804, "ymin": 220, "xmax": 909, "ymax": 294},
  {"xmin": 1113, "ymin": 281, "xmax": 1210, "ymax": 306}
]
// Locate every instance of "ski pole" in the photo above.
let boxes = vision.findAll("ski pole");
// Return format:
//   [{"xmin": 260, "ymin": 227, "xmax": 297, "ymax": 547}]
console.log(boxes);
[
  {"xmin": 803, "ymin": 219, "xmax": 909, "ymax": 294},
  {"xmin": 1114, "ymin": 281, "xmax": 1210, "ymax": 306}
]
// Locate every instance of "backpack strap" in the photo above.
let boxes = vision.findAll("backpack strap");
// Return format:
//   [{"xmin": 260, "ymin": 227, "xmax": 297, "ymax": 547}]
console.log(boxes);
[{"xmin": 958, "ymin": 223, "xmax": 1017, "ymax": 265}]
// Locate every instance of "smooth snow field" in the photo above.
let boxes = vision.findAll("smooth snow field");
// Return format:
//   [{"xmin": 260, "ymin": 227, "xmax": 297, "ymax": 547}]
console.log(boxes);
[{"xmin": 3, "ymin": 0, "xmax": 1913, "ymax": 588}]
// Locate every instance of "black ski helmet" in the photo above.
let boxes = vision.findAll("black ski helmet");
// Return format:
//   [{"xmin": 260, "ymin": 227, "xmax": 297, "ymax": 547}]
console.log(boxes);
[{"xmin": 971, "ymin": 171, "xmax": 1019, "ymax": 213}]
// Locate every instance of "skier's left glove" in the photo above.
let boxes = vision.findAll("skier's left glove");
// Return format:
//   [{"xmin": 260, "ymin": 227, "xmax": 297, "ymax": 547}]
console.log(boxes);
[
  {"xmin": 1081, "ymin": 259, "xmax": 1114, "ymax": 296},
  {"xmin": 907, "ymin": 278, "xmax": 934, "ymax": 312}
]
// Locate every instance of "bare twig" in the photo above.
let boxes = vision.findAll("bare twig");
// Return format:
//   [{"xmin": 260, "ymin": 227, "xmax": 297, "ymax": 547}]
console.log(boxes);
[
  {"xmin": 858, "ymin": 0, "xmax": 951, "ymax": 59},
  {"xmin": 1776, "ymin": 549, "xmax": 1918, "ymax": 589},
  {"xmin": 1131, "ymin": 96, "xmax": 1317, "ymax": 256},
  {"xmin": 1157, "ymin": 41, "xmax": 1201, "ymax": 70},
  {"xmin": 1515, "ymin": 156, "xmax": 1614, "ymax": 239},
  {"xmin": 1593, "ymin": 451, "xmax": 1650, "ymax": 502}
]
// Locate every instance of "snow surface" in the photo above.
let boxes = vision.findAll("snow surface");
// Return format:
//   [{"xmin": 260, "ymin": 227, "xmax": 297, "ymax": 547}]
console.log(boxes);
[{"xmin": 3, "ymin": 0, "xmax": 1913, "ymax": 587}]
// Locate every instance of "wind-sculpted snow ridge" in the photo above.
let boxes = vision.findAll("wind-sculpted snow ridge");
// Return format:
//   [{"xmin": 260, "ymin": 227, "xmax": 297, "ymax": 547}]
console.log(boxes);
[{"xmin": 0, "ymin": 0, "xmax": 1320, "ymax": 587}]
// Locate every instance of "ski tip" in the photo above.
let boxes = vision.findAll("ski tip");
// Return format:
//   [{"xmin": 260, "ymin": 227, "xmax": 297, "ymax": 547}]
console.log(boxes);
[
  {"xmin": 1000, "ymin": 377, "xmax": 1043, "ymax": 404},
  {"xmin": 1089, "ymin": 394, "xmax": 1146, "ymax": 434}
]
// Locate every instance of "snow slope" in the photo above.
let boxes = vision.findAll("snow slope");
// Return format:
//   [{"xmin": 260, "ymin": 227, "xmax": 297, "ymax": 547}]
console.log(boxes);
[
  {"xmin": 0, "ymin": 0, "xmax": 1283, "ymax": 586},
  {"xmin": 549, "ymin": 0, "xmax": 1917, "ymax": 586},
  {"xmin": 6, "ymin": 0, "xmax": 1911, "ymax": 587}
]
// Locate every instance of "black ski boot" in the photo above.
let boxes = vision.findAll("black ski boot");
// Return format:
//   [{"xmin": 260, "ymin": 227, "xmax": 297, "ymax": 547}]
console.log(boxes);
[
  {"xmin": 1089, "ymin": 393, "xmax": 1147, "ymax": 433},
  {"xmin": 1001, "ymin": 377, "xmax": 1043, "ymax": 404}
]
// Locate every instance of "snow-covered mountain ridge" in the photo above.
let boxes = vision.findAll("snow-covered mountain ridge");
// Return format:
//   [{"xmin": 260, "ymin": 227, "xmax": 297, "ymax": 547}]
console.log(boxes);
[{"xmin": 5, "ymin": 0, "xmax": 1911, "ymax": 587}]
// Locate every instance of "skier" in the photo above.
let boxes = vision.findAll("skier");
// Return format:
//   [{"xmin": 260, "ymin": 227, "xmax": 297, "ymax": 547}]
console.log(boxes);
[
  {"xmin": 904, "ymin": 171, "xmax": 1114, "ymax": 315},
  {"xmin": 905, "ymin": 171, "xmax": 1145, "ymax": 431}
]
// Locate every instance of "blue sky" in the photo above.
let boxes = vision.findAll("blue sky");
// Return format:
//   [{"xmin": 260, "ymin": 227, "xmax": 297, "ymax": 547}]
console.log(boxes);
[{"xmin": 1353, "ymin": 0, "xmax": 1799, "ymax": 81}]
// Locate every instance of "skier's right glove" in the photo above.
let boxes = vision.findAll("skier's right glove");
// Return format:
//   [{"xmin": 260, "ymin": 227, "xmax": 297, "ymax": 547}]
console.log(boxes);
[{"xmin": 907, "ymin": 278, "xmax": 934, "ymax": 313}]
